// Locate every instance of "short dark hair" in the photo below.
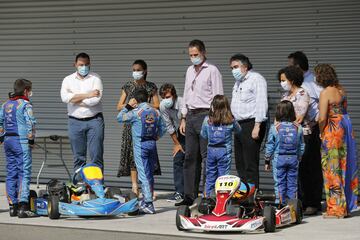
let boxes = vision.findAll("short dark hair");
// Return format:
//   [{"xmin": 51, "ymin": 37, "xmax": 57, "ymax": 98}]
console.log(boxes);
[
  {"xmin": 288, "ymin": 51, "xmax": 309, "ymax": 71},
  {"xmin": 133, "ymin": 59, "xmax": 148, "ymax": 80},
  {"xmin": 188, "ymin": 39, "xmax": 206, "ymax": 53},
  {"xmin": 11, "ymin": 78, "xmax": 32, "ymax": 97},
  {"xmin": 314, "ymin": 64, "xmax": 339, "ymax": 88},
  {"xmin": 229, "ymin": 54, "xmax": 253, "ymax": 70},
  {"xmin": 275, "ymin": 100, "xmax": 296, "ymax": 122},
  {"xmin": 277, "ymin": 66, "xmax": 304, "ymax": 87},
  {"xmin": 134, "ymin": 88, "xmax": 149, "ymax": 104},
  {"xmin": 75, "ymin": 52, "xmax": 90, "ymax": 62},
  {"xmin": 159, "ymin": 83, "xmax": 178, "ymax": 103}
]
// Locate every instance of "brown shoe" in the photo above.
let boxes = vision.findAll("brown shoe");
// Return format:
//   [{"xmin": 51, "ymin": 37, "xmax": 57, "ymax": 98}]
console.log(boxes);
[{"xmin": 304, "ymin": 207, "xmax": 318, "ymax": 216}]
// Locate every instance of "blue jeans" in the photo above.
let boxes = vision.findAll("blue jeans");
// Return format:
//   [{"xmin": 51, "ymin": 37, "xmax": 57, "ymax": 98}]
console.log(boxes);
[
  {"xmin": 173, "ymin": 130, "xmax": 185, "ymax": 195},
  {"xmin": 68, "ymin": 114, "xmax": 105, "ymax": 172}
]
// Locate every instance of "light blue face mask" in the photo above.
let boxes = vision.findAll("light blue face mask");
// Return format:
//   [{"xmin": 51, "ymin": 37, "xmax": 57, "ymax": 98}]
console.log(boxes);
[
  {"xmin": 77, "ymin": 65, "xmax": 90, "ymax": 77},
  {"xmin": 78, "ymin": 65, "xmax": 90, "ymax": 77},
  {"xmin": 191, "ymin": 56, "xmax": 202, "ymax": 65},
  {"xmin": 161, "ymin": 98, "xmax": 173, "ymax": 109},
  {"xmin": 232, "ymin": 68, "xmax": 244, "ymax": 81},
  {"xmin": 132, "ymin": 71, "xmax": 144, "ymax": 80}
]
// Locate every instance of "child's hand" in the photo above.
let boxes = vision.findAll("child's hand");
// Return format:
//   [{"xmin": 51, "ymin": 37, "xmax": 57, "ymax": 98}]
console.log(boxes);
[{"xmin": 265, "ymin": 164, "xmax": 271, "ymax": 171}]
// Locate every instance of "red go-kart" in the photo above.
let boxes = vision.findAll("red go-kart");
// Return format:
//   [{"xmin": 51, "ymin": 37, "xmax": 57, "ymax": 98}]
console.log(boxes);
[{"xmin": 176, "ymin": 175, "xmax": 302, "ymax": 233}]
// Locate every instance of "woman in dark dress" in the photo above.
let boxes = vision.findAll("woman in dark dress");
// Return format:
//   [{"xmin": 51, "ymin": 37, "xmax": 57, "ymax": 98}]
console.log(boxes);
[{"xmin": 116, "ymin": 59, "xmax": 160, "ymax": 196}]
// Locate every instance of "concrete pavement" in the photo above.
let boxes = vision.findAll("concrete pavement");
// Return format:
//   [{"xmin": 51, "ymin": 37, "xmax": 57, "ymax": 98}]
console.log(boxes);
[{"xmin": 0, "ymin": 183, "xmax": 359, "ymax": 240}]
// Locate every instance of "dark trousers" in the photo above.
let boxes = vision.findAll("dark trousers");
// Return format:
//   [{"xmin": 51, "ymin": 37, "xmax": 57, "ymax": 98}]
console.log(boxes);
[
  {"xmin": 183, "ymin": 111, "xmax": 208, "ymax": 199},
  {"xmin": 234, "ymin": 119, "xmax": 266, "ymax": 188},
  {"xmin": 173, "ymin": 130, "xmax": 185, "ymax": 194},
  {"xmin": 299, "ymin": 124, "xmax": 323, "ymax": 209}
]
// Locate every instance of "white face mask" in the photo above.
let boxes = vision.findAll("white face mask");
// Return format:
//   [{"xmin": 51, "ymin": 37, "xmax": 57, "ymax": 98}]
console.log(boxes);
[
  {"xmin": 132, "ymin": 71, "xmax": 144, "ymax": 80},
  {"xmin": 280, "ymin": 81, "xmax": 292, "ymax": 91},
  {"xmin": 28, "ymin": 91, "xmax": 33, "ymax": 97}
]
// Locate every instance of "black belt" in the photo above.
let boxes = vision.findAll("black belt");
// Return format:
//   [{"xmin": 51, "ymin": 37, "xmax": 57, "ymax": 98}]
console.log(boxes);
[
  {"xmin": 69, "ymin": 113, "xmax": 103, "ymax": 121},
  {"xmin": 188, "ymin": 108, "xmax": 209, "ymax": 114},
  {"xmin": 237, "ymin": 118, "xmax": 255, "ymax": 124}
]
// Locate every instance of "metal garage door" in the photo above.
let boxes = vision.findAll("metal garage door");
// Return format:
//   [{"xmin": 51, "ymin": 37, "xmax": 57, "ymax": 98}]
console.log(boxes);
[{"xmin": 0, "ymin": 0, "xmax": 359, "ymax": 191}]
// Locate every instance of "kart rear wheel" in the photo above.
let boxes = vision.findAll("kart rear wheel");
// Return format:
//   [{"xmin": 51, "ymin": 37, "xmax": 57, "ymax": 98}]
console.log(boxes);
[
  {"xmin": 263, "ymin": 206, "xmax": 276, "ymax": 233},
  {"xmin": 48, "ymin": 195, "xmax": 60, "ymax": 219},
  {"xmin": 29, "ymin": 190, "xmax": 38, "ymax": 212},
  {"xmin": 126, "ymin": 192, "xmax": 139, "ymax": 216},
  {"xmin": 176, "ymin": 205, "xmax": 190, "ymax": 231},
  {"xmin": 287, "ymin": 199, "xmax": 303, "ymax": 224}
]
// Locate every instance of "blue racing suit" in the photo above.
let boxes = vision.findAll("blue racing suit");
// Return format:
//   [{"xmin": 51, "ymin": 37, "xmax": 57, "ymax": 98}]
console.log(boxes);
[
  {"xmin": 200, "ymin": 116, "xmax": 241, "ymax": 196},
  {"xmin": 265, "ymin": 122, "xmax": 304, "ymax": 203},
  {"xmin": 0, "ymin": 96, "xmax": 36, "ymax": 205},
  {"xmin": 117, "ymin": 102, "xmax": 166, "ymax": 203}
]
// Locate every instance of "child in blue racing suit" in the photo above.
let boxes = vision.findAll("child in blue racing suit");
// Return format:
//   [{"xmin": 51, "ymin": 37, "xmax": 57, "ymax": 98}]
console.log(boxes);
[
  {"xmin": 264, "ymin": 100, "xmax": 305, "ymax": 204},
  {"xmin": 0, "ymin": 79, "xmax": 38, "ymax": 218},
  {"xmin": 117, "ymin": 88, "xmax": 166, "ymax": 214},
  {"xmin": 200, "ymin": 95, "xmax": 241, "ymax": 196}
]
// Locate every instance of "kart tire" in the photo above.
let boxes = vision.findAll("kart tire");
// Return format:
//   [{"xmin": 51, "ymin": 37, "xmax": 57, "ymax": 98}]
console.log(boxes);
[
  {"xmin": 105, "ymin": 187, "xmax": 122, "ymax": 199},
  {"xmin": 29, "ymin": 189, "xmax": 37, "ymax": 199},
  {"xmin": 263, "ymin": 206, "xmax": 276, "ymax": 233},
  {"xmin": 176, "ymin": 205, "xmax": 190, "ymax": 231},
  {"xmin": 287, "ymin": 199, "xmax": 303, "ymax": 224},
  {"xmin": 126, "ymin": 192, "xmax": 139, "ymax": 216},
  {"xmin": 29, "ymin": 190, "xmax": 38, "ymax": 212},
  {"xmin": 48, "ymin": 195, "xmax": 60, "ymax": 219}
]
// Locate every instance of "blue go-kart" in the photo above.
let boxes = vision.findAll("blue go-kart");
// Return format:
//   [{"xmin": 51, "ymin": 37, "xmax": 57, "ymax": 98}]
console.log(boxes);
[{"xmin": 33, "ymin": 164, "xmax": 138, "ymax": 219}]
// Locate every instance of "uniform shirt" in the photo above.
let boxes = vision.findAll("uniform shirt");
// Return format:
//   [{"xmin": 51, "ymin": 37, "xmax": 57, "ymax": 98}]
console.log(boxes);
[
  {"xmin": 159, "ymin": 97, "xmax": 184, "ymax": 135},
  {"xmin": 182, "ymin": 61, "xmax": 223, "ymax": 116},
  {"xmin": 231, "ymin": 70, "xmax": 268, "ymax": 123},
  {"xmin": 281, "ymin": 88, "xmax": 310, "ymax": 120},
  {"xmin": 117, "ymin": 102, "xmax": 166, "ymax": 142},
  {"xmin": 264, "ymin": 122, "xmax": 304, "ymax": 161},
  {"xmin": 301, "ymin": 71, "xmax": 323, "ymax": 122},
  {"xmin": 0, "ymin": 97, "xmax": 36, "ymax": 139},
  {"xmin": 61, "ymin": 72, "xmax": 103, "ymax": 118},
  {"xmin": 200, "ymin": 116, "xmax": 242, "ymax": 150}
]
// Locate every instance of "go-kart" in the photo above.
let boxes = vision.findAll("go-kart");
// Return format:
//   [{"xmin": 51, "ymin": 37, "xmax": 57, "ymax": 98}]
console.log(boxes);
[
  {"xmin": 176, "ymin": 175, "xmax": 302, "ymax": 232},
  {"xmin": 30, "ymin": 164, "xmax": 138, "ymax": 219}
]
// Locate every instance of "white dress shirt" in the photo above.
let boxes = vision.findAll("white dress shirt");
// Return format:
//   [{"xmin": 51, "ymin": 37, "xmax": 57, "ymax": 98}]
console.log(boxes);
[
  {"xmin": 61, "ymin": 72, "xmax": 103, "ymax": 118},
  {"xmin": 231, "ymin": 70, "xmax": 268, "ymax": 123}
]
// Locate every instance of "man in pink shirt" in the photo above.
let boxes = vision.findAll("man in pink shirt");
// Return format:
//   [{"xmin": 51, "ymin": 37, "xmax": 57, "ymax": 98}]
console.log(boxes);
[{"xmin": 176, "ymin": 39, "xmax": 223, "ymax": 206}]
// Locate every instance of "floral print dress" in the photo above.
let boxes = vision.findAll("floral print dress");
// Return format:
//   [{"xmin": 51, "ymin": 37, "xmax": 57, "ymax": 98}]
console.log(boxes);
[{"xmin": 321, "ymin": 96, "xmax": 358, "ymax": 217}]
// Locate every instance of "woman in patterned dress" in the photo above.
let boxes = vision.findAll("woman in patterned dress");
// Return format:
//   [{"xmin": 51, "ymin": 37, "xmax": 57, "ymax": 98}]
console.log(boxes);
[
  {"xmin": 316, "ymin": 64, "xmax": 358, "ymax": 218},
  {"xmin": 116, "ymin": 59, "xmax": 160, "ymax": 196}
]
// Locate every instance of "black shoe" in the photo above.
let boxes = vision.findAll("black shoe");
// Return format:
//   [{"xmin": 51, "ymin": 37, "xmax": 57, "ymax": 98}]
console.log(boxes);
[
  {"xmin": 175, "ymin": 197, "xmax": 193, "ymax": 206},
  {"xmin": 9, "ymin": 204, "xmax": 18, "ymax": 217},
  {"xmin": 17, "ymin": 202, "xmax": 39, "ymax": 218}
]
